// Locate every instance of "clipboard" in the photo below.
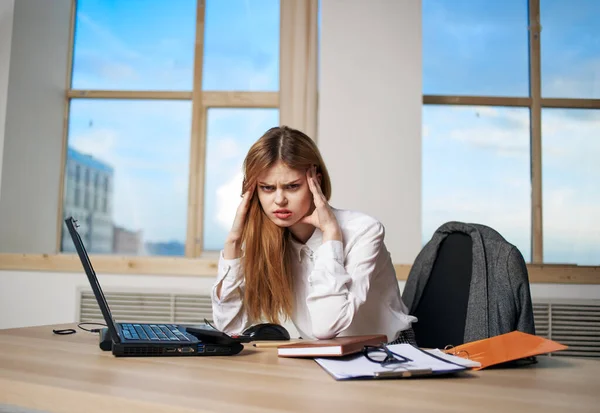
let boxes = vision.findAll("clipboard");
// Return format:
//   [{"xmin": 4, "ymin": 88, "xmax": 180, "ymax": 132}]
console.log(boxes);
[
  {"xmin": 443, "ymin": 330, "xmax": 568, "ymax": 370},
  {"xmin": 314, "ymin": 343, "xmax": 473, "ymax": 380}
]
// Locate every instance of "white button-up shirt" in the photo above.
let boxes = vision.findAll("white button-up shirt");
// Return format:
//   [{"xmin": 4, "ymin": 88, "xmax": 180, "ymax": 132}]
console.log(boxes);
[{"xmin": 211, "ymin": 208, "xmax": 417, "ymax": 342}]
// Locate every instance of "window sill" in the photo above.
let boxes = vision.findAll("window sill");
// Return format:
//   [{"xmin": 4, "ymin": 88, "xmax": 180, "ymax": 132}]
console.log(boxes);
[{"xmin": 0, "ymin": 254, "xmax": 598, "ymax": 284}]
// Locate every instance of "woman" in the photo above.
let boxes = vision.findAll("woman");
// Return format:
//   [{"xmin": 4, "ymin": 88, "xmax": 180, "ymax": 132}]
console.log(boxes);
[{"xmin": 211, "ymin": 126, "xmax": 417, "ymax": 344}]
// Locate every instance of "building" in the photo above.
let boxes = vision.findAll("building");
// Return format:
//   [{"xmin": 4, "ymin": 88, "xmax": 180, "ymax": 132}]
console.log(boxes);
[
  {"xmin": 113, "ymin": 226, "xmax": 143, "ymax": 255},
  {"xmin": 61, "ymin": 147, "xmax": 114, "ymax": 254}
]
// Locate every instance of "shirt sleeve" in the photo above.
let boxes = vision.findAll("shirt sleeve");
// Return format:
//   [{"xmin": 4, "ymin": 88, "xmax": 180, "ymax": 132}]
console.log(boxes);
[
  {"xmin": 210, "ymin": 251, "xmax": 250, "ymax": 334},
  {"xmin": 306, "ymin": 221, "xmax": 385, "ymax": 339}
]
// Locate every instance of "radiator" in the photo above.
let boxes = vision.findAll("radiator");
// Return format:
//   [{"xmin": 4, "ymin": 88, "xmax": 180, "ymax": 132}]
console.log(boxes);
[
  {"xmin": 78, "ymin": 290, "xmax": 600, "ymax": 358},
  {"xmin": 533, "ymin": 300, "xmax": 600, "ymax": 358},
  {"xmin": 78, "ymin": 290, "xmax": 214, "ymax": 325}
]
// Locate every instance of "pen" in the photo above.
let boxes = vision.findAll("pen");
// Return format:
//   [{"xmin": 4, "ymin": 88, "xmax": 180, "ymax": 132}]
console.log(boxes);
[{"xmin": 374, "ymin": 368, "xmax": 433, "ymax": 378}]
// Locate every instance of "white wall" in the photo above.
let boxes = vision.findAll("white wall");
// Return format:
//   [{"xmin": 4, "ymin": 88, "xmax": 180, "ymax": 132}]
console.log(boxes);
[
  {"xmin": 0, "ymin": 0, "xmax": 15, "ymax": 195},
  {"xmin": 0, "ymin": 0, "xmax": 70, "ymax": 253},
  {"xmin": 318, "ymin": 0, "xmax": 422, "ymax": 264}
]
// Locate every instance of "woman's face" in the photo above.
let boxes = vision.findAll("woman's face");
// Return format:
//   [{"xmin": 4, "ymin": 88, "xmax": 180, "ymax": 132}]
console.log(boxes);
[{"xmin": 256, "ymin": 161, "xmax": 314, "ymax": 228}]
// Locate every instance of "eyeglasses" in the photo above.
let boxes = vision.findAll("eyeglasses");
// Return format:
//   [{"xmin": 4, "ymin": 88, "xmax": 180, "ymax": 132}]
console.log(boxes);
[{"xmin": 363, "ymin": 344, "xmax": 413, "ymax": 367}]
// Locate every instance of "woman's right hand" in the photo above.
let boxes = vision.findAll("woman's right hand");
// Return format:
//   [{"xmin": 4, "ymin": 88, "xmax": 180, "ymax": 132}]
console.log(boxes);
[{"xmin": 223, "ymin": 185, "xmax": 254, "ymax": 259}]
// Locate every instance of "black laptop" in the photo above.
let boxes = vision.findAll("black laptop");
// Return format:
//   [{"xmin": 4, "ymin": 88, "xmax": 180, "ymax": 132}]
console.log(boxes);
[{"xmin": 65, "ymin": 216, "xmax": 243, "ymax": 357}]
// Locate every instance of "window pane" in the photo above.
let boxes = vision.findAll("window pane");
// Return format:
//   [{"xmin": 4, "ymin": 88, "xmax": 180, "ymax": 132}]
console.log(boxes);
[
  {"xmin": 422, "ymin": 105, "xmax": 531, "ymax": 261},
  {"xmin": 541, "ymin": 0, "xmax": 600, "ymax": 98},
  {"xmin": 542, "ymin": 109, "xmax": 600, "ymax": 265},
  {"xmin": 72, "ymin": 0, "xmax": 196, "ymax": 90},
  {"xmin": 423, "ymin": 0, "xmax": 528, "ymax": 96},
  {"xmin": 203, "ymin": 108, "xmax": 279, "ymax": 250},
  {"xmin": 203, "ymin": 0, "xmax": 280, "ymax": 91},
  {"xmin": 62, "ymin": 100, "xmax": 191, "ymax": 256}
]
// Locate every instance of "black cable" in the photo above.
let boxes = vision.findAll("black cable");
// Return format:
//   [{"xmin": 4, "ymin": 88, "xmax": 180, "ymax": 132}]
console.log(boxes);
[
  {"xmin": 77, "ymin": 322, "xmax": 107, "ymax": 333},
  {"xmin": 52, "ymin": 328, "xmax": 76, "ymax": 335}
]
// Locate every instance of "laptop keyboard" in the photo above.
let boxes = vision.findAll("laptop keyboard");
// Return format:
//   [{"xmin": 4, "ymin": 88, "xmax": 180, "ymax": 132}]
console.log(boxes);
[{"xmin": 120, "ymin": 323, "xmax": 190, "ymax": 341}]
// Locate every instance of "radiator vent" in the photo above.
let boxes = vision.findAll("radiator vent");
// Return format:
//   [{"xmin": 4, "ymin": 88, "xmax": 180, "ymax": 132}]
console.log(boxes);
[
  {"xmin": 534, "ymin": 300, "xmax": 600, "ymax": 358},
  {"xmin": 79, "ymin": 290, "xmax": 213, "ymax": 325},
  {"xmin": 79, "ymin": 291, "xmax": 600, "ymax": 358}
]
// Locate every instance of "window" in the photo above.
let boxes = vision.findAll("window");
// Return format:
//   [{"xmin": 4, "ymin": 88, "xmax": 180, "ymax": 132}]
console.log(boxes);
[
  {"xmin": 423, "ymin": 0, "xmax": 528, "ymax": 97},
  {"xmin": 542, "ymin": 109, "xmax": 600, "ymax": 265},
  {"xmin": 423, "ymin": 105, "xmax": 531, "ymax": 260},
  {"xmin": 423, "ymin": 0, "xmax": 600, "ymax": 265},
  {"xmin": 61, "ymin": 0, "xmax": 281, "ymax": 257}
]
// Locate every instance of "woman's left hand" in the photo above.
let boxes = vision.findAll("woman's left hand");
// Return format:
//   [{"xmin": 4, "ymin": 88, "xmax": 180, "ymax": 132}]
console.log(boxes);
[{"xmin": 299, "ymin": 166, "xmax": 342, "ymax": 242}]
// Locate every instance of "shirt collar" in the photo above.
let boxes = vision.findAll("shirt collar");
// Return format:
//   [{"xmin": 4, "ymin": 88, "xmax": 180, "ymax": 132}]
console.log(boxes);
[{"xmin": 289, "ymin": 228, "xmax": 323, "ymax": 262}]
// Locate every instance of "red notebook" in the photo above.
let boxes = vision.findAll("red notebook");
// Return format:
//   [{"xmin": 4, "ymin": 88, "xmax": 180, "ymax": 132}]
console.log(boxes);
[{"xmin": 277, "ymin": 335, "xmax": 387, "ymax": 358}]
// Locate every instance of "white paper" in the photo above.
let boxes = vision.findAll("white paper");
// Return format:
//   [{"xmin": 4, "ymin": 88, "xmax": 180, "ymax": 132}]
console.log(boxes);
[
  {"xmin": 424, "ymin": 348, "xmax": 482, "ymax": 368},
  {"xmin": 315, "ymin": 344, "xmax": 467, "ymax": 380}
]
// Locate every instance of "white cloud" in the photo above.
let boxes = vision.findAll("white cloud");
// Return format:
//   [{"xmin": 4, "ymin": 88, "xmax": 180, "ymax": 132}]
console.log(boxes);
[
  {"xmin": 426, "ymin": 106, "xmax": 530, "ymax": 157},
  {"xmin": 448, "ymin": 126, "xmax": 528, "ymax": 157},
  {"xmin": 98, "ymin": 61, "xmax": 138, "ymax": 81},
  {"xmin": 216, "ymin": 172, "xmax": 244, "ymax": 231},
  {"xmin": 542, "ymin": 109, "xmax": 600, "ymax": 167},
  {"xmin": 73, "ymin": 49, "xmax": 140, "ymax": 87},
  {"xmin": 214, "ymin": 137, "xmax": 242, "ymax": 162},
  {"xmin": 202, "ymin": 56, "xmax": 278, "ymax": 91},
  {"xmin": 424, "ymin": 189, "xmax": 530, "ymax": 233},
  {"xmin": 70, "ymin": 128, "xmax": 117, "ymax": 165},
  {"xmin": 77, "ymin": 12, "xmax": 141, "ymax": 60},
  {"xmin": 544, "ymin": 188, "xmax": 600, "ymax": 244},
  {"xmin": 543, "ymin": 58, "xmax": 600, "ymax": 99}
]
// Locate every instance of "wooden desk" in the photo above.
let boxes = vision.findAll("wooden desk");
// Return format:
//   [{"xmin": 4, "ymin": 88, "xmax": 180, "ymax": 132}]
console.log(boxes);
[{"xmin": 0, "ymin": 324, "xmax": 598, "ymax": 413}]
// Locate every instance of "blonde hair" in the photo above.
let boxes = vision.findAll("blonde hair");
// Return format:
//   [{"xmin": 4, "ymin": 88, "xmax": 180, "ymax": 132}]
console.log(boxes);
[{"xmin": 240, "ymin": 126, "xmax": 331, "ymax": 324}]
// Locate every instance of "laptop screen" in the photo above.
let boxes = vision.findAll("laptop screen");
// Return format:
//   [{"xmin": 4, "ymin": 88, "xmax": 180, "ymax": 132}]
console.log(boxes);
[{"xmin": 65, "ymin": 217, "xmax": 121, "ymax": 343}]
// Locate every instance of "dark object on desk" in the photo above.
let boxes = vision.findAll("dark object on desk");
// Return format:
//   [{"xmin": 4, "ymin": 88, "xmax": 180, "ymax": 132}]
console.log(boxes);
[
  {"xmin": 99, "ymin": 327, "xmax": 112, "ymax": 351},
  {"xmin": 186, "ymin": 325, "xmax": 250, "ymax": 345},
  {"xmin": 242, "ymin": 323, "xmax": 290, "ymax": 341},
  {"xmin": 65, "ymin": 216, "xmax": 243, "ymax": 358},
  {"xmin": 403, "ymin": 221, "xmax": 535, "ymax": 349}
]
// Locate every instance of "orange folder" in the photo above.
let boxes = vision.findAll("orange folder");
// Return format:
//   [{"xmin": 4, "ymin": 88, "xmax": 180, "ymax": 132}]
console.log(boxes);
[{"xmin": 443, "ymin": 331, "xmax": 568, "ymax": 370}]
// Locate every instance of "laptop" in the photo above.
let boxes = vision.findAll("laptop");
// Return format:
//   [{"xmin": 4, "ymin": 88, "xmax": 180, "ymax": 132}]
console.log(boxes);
[{"xmin": 65, "ymin": 216, "xmax": 243, "ymax": 357}]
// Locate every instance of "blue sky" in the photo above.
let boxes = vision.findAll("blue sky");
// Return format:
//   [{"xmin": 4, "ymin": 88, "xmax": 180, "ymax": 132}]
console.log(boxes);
[{"xmin": 67, "ymin": 0, "xmax": 598, "ymax": 265}]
